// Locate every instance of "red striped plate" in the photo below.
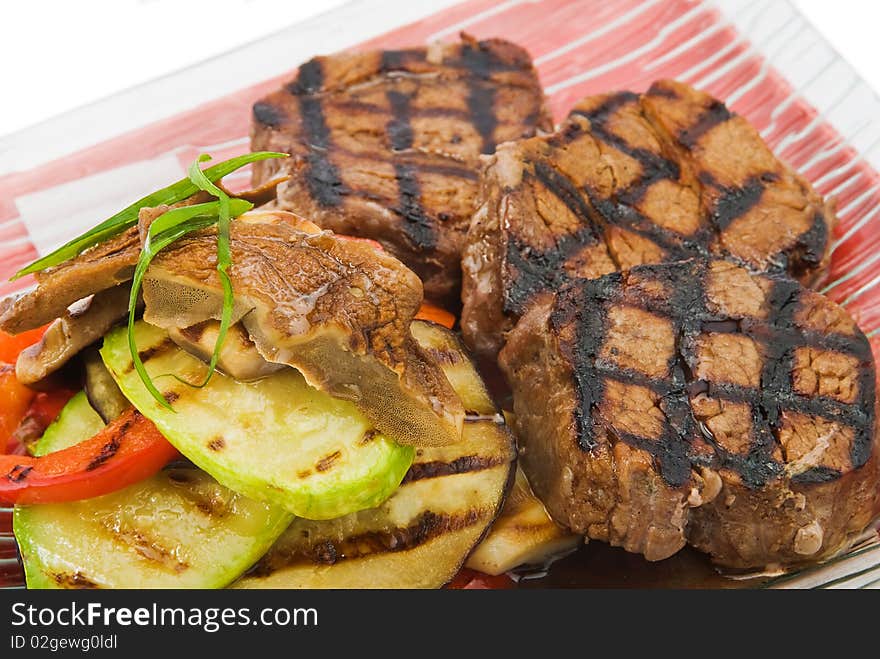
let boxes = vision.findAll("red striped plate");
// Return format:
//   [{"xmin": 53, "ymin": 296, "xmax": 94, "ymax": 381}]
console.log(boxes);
[{"xmin": 2, "ymin": 0, "xmax": 879, "ymax": 588}]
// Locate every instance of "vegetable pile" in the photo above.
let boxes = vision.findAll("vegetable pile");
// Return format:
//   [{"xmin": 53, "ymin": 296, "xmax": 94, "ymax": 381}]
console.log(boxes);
[{"xmin": 1, "ymin": 154, "xmax": 524, "ymax": 589}]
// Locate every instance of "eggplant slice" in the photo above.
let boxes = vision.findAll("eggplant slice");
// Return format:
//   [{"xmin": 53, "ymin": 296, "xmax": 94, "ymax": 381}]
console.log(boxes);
[
  {"xmin": 466, "ymin": 466, "xmax": 580, "ymax": 577},
  {"xmin": 234, "ymin": 321, "xmax": 516, "ymax": 589}
]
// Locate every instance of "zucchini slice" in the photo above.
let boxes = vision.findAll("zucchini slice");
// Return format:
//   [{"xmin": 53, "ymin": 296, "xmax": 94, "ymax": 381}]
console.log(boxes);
[
  {"xmin": 32, "ymin": 391, "xmax": 104, "ymax": 456},
  {"xmin": 14, "ymin": 392, "xmax": 292, "ymax": 589},
  {"xmin": 100, "ymin": 321, "xmax": 414, "ymax": 520},
  {"xmin": 234, "ymin": 321, "xmax": 516, "ymax": 589}
]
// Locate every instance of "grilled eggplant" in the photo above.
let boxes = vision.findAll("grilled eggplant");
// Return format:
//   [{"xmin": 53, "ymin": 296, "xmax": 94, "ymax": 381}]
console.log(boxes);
[
  {"xmin": 466, "ymin": 466, "xmax": 580, "ymax": 576},
  {"xmin": 234, "ymin": 321, "xmax": 516, "ymax": 588},
  {"xmin": 82, "ymin": 346, "xmax": 131, "ymax": 423}
]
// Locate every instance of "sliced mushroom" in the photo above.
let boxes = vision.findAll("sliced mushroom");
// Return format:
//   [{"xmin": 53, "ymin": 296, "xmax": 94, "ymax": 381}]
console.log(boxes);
[
  {"xmin": 142, "ymin": 209, "xmax": 463, "ymax": 446},
  {"xmin": 15, "ymin": 284, "xmax": 131, "ymax": 385},
  {"xmin": 168, "ymin": 320, "xmax": 284, "ymax": 382}
]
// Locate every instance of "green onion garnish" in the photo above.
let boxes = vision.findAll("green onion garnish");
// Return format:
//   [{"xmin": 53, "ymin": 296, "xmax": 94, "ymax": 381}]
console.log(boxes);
[
  {"xmin": 187, "ymin": 155, "xmax": 236, "ymax": 388},
  {"xmin": 12, "ymin": 151, "xmax": 287, "ymax": 280},
  {"xmin": 127, "ymin": 198, "xmax": 255, "ymax": 409}
]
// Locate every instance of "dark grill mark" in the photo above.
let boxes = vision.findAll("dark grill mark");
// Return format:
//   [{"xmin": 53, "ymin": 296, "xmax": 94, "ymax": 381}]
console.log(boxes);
[
  {"xmin": 106, "ymin": 525, "xmax": 189, "ymax": 573},
  {"xmin": 125, "ymin": 337, "xmax": 176, "ymax": 373},
  {"xmin": 52, "ymin": 572, "xmax": 99, "ymax": 589},
  {"xmin": 207, "ymin": 437, "xmax": 225, "ymax": 452},
  {"xmin": 287, "ymin": 58, "xmax": 325, "ymax": 94},
  {"xmin": 552, "ymin": 273, "xmax": 621, "ymax": 451},
  {"xmin": 780, "ymin": 211, "xmax": 830, "ymax": 280},
  {"xmin": 571, "ymin": 93, "xmax": 680, "ymax": 186},
  {"xmin": 378, "ymin": 48, "xmax": 423, "ymax": 72},
  {"xmin": 457, "ymin": 40, "xmax": 521, "ymax": 77},
  {"xmin": 792, "ymin": 465, "xmax": 843, "ymax": 484},
  {"xmin": 401, "ymin": 454, "xmax": 506, "ymax": 484},
  {"xmin": 533, "ymin": 161, "xmax": 596, "ymax": 226},
  {"xmin": 360, "ymin": 429, "xmax": 380, "ymax": 446},
  {"xmin": 6, "ymin": 465, "xmax": 32, "ymax": 483},
  {"xmin": 383, "ymin": 86, "xmax": 435, "ymax": 251},
  {"xmin": 86, "ymin": 436, "xmax": 122, "ymax": 471},
  {"xmin": 386, "ymin": 90, "xmax": 414, "ymax": 151},
  {"xmin": 291, "ymin": 60, "xmax": 345, "ymax": 207},
  {"xmin": 180, "ymin": 322, "xmax": 208, "ymax": 344},
  {"xmin": 677, "ymin": 99, "xmax": 732, "ymax": 148},
  {"xmin": 710, "ymin": 176, "xmax": 766, "ymax": 232},
  {"xmin": 467, "ymin": 81, "xmax": 497, "ymax": 153},
  {"xmin": 163, "ymin": 391, "xmax": 179, "ymax": 405},
  {"xmin": 315, "ymin": 450, "xmax": 342, "ymax": 473},
  {"xmin": 249, "ymin": 510, "xmax": 485, "ymax": 575},
  {"xmin": 85, "ymin": 414, "xmax": 134, "ymax": 472},
  {"xmin": 253, "ymin": 101, "xmax": 287, "ymax": 128}
]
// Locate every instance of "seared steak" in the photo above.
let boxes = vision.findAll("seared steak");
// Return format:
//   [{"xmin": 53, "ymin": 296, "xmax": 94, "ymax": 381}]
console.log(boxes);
[
  {"xmin": 250, "ymin": 35, "xmax": 551, "ymax": 304},
  {"xmin": 462, "ymin": 80, "xmax": 835, "ymax": 358},
  {"xmin": 499, "ymin": 258, "xmax": 879, "ymax": 567}
]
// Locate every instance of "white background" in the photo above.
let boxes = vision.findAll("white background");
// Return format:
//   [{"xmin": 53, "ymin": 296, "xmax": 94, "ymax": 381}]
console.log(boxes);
[{"xmin": 0, "ymin": 0, "xmax": 875, "ymax": 138}]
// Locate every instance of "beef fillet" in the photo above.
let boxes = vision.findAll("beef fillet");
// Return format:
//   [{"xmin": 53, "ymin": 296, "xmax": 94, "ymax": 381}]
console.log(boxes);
[
  {"xmin": 499, "ymin": 258, "xmax": 879, "ymax": 568},
  {"xmin": 462, "ymin": 80, "xmax": 835, "ymax": 358},
  {"xmin": 250, "ymin": 35, "xmax": 551, "ymax": 304}
]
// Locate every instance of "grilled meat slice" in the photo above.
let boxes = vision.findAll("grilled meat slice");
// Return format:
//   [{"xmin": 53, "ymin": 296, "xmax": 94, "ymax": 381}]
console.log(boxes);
[
  {"xmin": 462, "ymin": 79, "xmax": 835, "ymax": 358},
  {"xmin": 499, "ymin": 258, "xmax": 879, "ymax": 568},
  {"xmin": 250, "ymin": 34, "xmax": 551, "ymax": 304},
  {"xmin": 142, "ymin": 209, "xmax": 464, "ymax": 447}
]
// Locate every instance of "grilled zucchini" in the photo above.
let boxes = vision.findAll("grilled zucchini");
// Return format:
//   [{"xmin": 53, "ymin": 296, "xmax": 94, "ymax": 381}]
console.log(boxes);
[
  {"xmin": 234, "ymin": 321, "xmax": 516, "ymax": 589},
  {"xmin": 14, "ymin": 393, "xmax": 292, "ymax": 588},
  {"xmin": 32, "ymin": 391, "xmax": 104, "ymax": 457},
  {"xmin": 101, "ymin": 321, "xmax": 414, "ymax": 520}
]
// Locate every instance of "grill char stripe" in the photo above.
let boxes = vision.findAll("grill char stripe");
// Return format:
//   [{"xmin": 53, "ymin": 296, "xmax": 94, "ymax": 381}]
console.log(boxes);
[
  {"xmin": 676, "ymin": 98, "xmax": 732, "ymax": 148},
  {"xmin": 382, "ymin": 72, "xmax": 436, "ymax": 251},
  {"xmin": 291, "ymin": 59, "xmax": 345, "ymax": 207},
  {"xmin": 710, "ymin": 176, "xmax": 767, "ymax": 232},
  {"xmin": 248, "ymin": 510, "xmax": 485, "ymax": 575}
]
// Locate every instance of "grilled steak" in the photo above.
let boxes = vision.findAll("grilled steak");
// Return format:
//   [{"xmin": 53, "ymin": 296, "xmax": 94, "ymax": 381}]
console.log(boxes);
[
  {"xmin": 499, "ymin": 258, "xmax": 879, "ymax": 567},
  {"xmin": 250, "ymin": 35, "xmax": 551, "ymax": 304},
  {"xmin": 462, "ymin": 79, "xmax": 835, "ymax": 358}
]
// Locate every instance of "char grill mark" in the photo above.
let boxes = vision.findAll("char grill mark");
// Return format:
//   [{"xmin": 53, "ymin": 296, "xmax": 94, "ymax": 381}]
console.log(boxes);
[
  {"xmin": 383, "ymin": 65, "xmax": 435, "ymax": 252},
  {"xmin": 459, "ymin": 41, "xmax": 501, "ymax": 153},
  {"xmin": 553, "ymin": 260, "xmax": 874, "ymax": 489},
  {"xmin": 570, "ymin": 92, "xmax": 681, "ymax": 189},
  {"xmin": 677, "ymin": 99, "xmax": 732, "ymax": 148},
  {"xmin": 291, "ymin": 59, "xmax": 345, "ymax": 207}
]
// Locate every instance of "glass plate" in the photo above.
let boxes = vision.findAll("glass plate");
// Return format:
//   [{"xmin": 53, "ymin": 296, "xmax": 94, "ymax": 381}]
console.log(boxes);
[{"xmin": 2, "ymin": 0, "xmax": 879, "ymax": 589}]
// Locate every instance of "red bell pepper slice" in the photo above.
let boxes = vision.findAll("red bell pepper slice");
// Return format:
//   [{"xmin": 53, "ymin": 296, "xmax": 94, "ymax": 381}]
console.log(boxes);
[
  {"xmin": 0, "ymin": 408, "xmax": 179, "ymax": 505},
  {"xmin": 0, "ymin": 365, "xmax": 36, "ymax": 454},
  {"xmin": 446, "ymin": 569, "xmax": 515, "ymax": 589},
  {"xmin": 0, "ymin": 326, "xmax": 48, "ymax": 364},
  {"xmin": 8, "ymin": 388, "xmax": 77, "ymax": 455}
]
